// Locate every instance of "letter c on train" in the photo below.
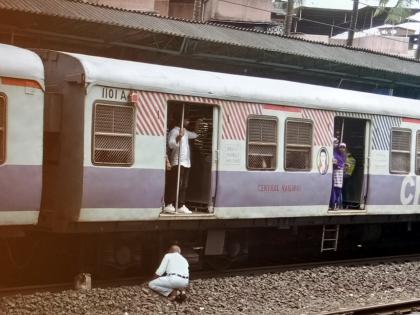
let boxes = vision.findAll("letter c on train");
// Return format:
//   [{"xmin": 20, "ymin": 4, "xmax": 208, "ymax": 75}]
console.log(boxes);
[{"xmin": 400, "ymin": 176, "xmax": 415, "ymax": 205}]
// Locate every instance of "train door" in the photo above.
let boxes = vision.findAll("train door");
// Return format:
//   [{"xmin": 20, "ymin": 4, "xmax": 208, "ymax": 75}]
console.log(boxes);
[
  {"xmin": 333, "ymin": 117, "xmax": 370, "ymax": 210},
  {"xmin": 164, "ymin": 101, "xmax": 218, "ymax": 214}
]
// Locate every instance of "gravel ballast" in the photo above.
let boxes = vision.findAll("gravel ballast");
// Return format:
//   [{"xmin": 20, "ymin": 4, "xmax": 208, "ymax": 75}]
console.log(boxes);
[{"xmin": 1, "ymin": 261, "xmax": 420, "ymax": 315}]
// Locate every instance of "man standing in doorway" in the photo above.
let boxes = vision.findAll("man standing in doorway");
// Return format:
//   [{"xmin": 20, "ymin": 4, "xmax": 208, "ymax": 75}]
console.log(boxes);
[{"xmin": 164, "ymin": 115, "xmax": 198, "ymax": 214}]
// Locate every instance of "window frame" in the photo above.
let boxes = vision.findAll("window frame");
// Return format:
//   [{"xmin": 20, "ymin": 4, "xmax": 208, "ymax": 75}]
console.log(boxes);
[
  {"xmin": 246, "ymin": 115, "xmax": 278, "ymax": 171},
  {"xmin": 389, "ymin": 127, "xmax": 411, "ymax": 174},
  {"xmin": 91, "ymin": 100, "xmax": 136, "ymax": 167},
  {"xmin": 284, "ymin": 118, "xmax": 313, "ymax": 172},
  {"xmin": 0, "ymin": 93, "xmax": 6, "ymax": 165}
]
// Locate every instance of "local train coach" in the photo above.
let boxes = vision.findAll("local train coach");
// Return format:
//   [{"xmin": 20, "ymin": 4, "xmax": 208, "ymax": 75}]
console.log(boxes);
[
  {"xmin": 2, "ymin": 43, "xmax": 420, "ymax": 272},
  {"xmin": 35, "ymin": 48, "xmax": 420, "ymax": 226}
]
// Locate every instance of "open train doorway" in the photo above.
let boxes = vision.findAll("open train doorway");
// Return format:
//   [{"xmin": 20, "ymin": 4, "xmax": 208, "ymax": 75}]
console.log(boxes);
[
  {"xmin": 332, "ymin": 117, "xmax": 370, "ymax": 210},
  {"xmin": 164, "ymin": 101, "xmax": 217, "ymax": 214}
]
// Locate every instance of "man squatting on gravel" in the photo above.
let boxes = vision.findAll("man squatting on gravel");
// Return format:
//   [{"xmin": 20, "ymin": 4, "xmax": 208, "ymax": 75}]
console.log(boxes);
[{"xmin": 149, "ymin": 245, "xmax": 190, "ymax": 301}]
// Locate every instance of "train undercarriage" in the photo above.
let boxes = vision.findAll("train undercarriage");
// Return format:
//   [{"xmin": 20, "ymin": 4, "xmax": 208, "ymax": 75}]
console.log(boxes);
[{"xmin": 2, "ymin": 215, "xmax": 420, "ymax": 287}]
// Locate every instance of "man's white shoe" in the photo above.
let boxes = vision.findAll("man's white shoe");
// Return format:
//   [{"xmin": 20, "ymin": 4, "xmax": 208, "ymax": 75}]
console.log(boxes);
[
  {"xmin": 177, "ymin": 205, "xmax": 192, "ymax": 214},
  {"xmin": 163, "ymin": 204, "xmax": 176, "ymax": 213}
]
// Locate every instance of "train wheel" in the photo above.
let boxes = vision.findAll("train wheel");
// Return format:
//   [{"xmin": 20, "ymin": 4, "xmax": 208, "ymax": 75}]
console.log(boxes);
[{"xmin": 96, "ymin": 238, "xmax": 143, "ymax": 279}]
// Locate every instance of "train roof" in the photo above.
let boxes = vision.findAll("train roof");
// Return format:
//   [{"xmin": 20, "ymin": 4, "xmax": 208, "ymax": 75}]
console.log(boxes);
[
  {"xmin": 0, "ymin": 44, "xmax": 44, "ymax": 89},
  {"xmin": 66, "ymin": 52, "xmax": 420, "ymax": 119}
]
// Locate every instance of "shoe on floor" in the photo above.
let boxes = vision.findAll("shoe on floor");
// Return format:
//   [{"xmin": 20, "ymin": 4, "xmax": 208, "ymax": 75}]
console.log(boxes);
[
  {"xmin": 177, "ymin": 205, "xmax": 192, "ymax": 214},
  {"xmin": 178, "ymin": 290, "xmax": 187, "ymax": 303},
  {"xmin": 163, "ymin": 204, "xmax": 176, "ymax": 213},
  {"xmin": 169, "ymin": 290, "xmax": 180, "ymax": 301}
]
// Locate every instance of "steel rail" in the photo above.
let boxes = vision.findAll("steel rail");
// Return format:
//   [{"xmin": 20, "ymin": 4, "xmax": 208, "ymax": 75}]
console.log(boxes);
[
  {"xmin": 320, "ymin": 298, "xmax": 420, "ymax": 315},
  {"xmin": 0, "ymin": 276, "xmax": 153, "ymax": 297}
]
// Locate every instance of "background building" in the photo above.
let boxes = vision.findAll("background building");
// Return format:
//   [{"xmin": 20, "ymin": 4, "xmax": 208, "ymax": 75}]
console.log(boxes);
[
  {"xmin": 82, "ymin": 0, "xmax": 279, "ymax": 31},
  {"xmin": 2, "ymin": 0, "xmax": 420, "ymax": 99},
  {"xmin": 81, "ymin": 0, "xmax": 285, "ymax": 32}
]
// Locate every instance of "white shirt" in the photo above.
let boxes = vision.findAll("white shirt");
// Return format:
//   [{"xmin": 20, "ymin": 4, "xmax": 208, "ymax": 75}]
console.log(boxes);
[
  {"xmin": 168, "ymin": 127, "xmax": 198, "ymax": 168},
  {"xmin": 155, "ymin": 252, "xmax": 189, "ymax": 277}
]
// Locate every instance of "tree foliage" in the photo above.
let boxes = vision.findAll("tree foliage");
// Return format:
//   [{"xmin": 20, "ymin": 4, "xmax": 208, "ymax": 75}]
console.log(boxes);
[{"xmin": 376, "ymin": 0, "xmax": 419, "ymax": 23}]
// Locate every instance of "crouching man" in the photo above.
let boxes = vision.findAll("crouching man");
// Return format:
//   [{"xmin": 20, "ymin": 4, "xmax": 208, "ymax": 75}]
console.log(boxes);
[{"xmin": 149, "ymin": 244, "xmax": 189, "ymax": 301}]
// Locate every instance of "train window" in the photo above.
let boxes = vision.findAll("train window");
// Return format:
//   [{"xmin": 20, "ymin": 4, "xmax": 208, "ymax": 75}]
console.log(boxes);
[
  {"xmin": 0, "ymin": 94, "xmax": 5, "ymax": 164},
  {"xmin": 417, "ymin": 132, "xmax": 420, "ymax": 175},
  {"xmin": 92, "ymin": 102, "xmax": 135, "ymax": 166},
  {"xmin": 285, "ymin": 119, "xmax": 313, "ymax": 171},
  {"xmin": 390, "ymin": 128, "xmax": 411, "ymax": 174},
  {"xmin": 246, "ymin": 116, "xmax": 277, "ymax": 170}
]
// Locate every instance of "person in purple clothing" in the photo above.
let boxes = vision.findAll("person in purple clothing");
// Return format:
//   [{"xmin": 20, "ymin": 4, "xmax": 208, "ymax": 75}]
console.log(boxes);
[{"xmin": 330, "ymin": 140, "xmax": 347, "ymax": 210}]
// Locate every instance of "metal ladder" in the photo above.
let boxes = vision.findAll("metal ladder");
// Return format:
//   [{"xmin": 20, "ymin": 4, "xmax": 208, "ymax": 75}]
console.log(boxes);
[{"xmin": 321, "ymin": 225, "xmax": 340, "ymax": 252}]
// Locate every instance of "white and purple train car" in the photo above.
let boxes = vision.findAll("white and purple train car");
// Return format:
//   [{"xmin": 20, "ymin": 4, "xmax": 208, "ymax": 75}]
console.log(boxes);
[
  {"xmin": 2, "ymin": 43, "xmax": 420, "ymax": 257},
  {"xmin": 38, "ymin": 49, "xmax": 420, "ymax": 225},
  {"xmin": 0, "ymin": 45, "xmax": 44, "ymax": 228}
]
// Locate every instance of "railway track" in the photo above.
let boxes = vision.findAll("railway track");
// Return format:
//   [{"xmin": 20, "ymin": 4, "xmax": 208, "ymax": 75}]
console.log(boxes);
[
  {"xmin": 192, "ymin": 253, "xmax": 420, "ymax": 280},
  {"xmin": 0, "ymin": 276, "xmax": 149, "ymax": 297},
  {"xmin": 321, "ymin": 298, "xmax": 420, "ymax": 314},
  {"xmin": 1, "ymin": 253, "xmax": 420, "ymax": 298}
]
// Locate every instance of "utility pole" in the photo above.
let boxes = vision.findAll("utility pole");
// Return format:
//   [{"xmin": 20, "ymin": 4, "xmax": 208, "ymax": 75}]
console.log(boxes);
[
  {"xmin": 193, "ymin": 0, "xmax": 203, "ymax": 21},
  {"xmin": 416, "ymin": 33, "xmax": 420, "ymax": 60},
  {"xmin": 285, "ymin": 0, "xmax": 294, "ymax": 36},
  {"xmin": 347, "ymin": 0, "xmax": 359, "ymax": 46}
]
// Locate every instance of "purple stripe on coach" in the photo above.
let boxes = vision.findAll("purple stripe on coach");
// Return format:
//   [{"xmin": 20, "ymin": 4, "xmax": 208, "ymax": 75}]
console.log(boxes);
[
  {"xmin": 81, "ymin": 167, "xmax": 411, "ymax": 209},
  {"xmin": 215, "ymin": 171, "xmax": 332, "ymax": 207},
  {"xmin": 0, "ymin": 165, "xmax": 42, "ymax": 211},
  {"xmin": 367, "ymin": 175, "xmax": 408, "ymax": 205},
  {"xmin": 215, "ymin": 172, "xmax": 411, "ymax": 208},
  {"xmin": 82, "ymin": 167, "xmax": 164, "ymax": 208}
]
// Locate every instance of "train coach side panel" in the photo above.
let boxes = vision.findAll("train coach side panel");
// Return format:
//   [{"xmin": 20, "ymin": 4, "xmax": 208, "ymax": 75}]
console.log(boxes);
[
  {"xmin": 366, "ymin": 118, "xmax": 420, "ymax": 214},
  {"xmin": 214, "ymin": 105, "xmax": 334, "ymax": 219},
  {"xmin": 0, "ymin": 81, "xmax": 43, "ymax": 225},
  {"xmin": 214, "ymin": 106, "xmax": 420, "ymax": 218},
  {"xmin": 78, "ymin": 86, "xmax": 165, "ymax": 222}
]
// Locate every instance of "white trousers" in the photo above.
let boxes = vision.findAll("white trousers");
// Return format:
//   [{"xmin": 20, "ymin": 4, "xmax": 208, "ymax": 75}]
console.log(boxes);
[{"xmin": 149, "ymin": 275, "xmax": 189, "ymax": 297}]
